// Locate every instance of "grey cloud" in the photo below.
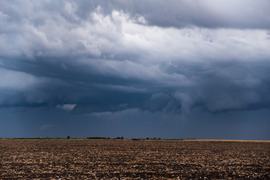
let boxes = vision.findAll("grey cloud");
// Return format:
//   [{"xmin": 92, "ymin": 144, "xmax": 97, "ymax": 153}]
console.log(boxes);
[
  {"xmin": 75, "ymin": 0, "xmax": 270, "ymax": 29},
  {"xmin": 2, "ymin": 0, "xmax": 270, "ymax": 31},
  {"xmin": 0, "ymin": 0, "xmax": 270, "ymax": 115}
]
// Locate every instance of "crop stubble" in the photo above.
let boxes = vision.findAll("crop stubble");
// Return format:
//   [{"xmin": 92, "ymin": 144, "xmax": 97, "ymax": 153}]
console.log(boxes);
[{"xmin": 0, "ymin": 139, "xmax": 269, "ymax": 179}]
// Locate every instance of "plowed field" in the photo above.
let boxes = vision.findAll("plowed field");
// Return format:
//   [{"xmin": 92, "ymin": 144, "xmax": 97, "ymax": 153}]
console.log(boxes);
[{"xmin": 0, "ymin": 139, "xmax": 269, "ymax": 179}]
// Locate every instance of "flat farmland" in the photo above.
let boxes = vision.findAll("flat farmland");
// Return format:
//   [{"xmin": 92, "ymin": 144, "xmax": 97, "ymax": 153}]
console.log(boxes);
[{"xmin": 0, "ymin": 139, "xmax": 269, "ymax": 179}]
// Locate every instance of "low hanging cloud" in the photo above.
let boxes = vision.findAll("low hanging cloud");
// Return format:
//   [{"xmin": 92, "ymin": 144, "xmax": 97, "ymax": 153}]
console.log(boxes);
[
  {"xmin": 0, "ymin": 0, "xmax": 270, "ymax": 115},
  {"xmin": 56, "ymin": 104, "xmax": 76, "ymax": 111}
]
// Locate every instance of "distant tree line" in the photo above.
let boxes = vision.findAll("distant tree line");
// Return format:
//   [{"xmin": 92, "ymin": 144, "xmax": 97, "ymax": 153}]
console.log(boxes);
[
  {"xmin": 86, "ymin": 136, "xmax": 124, "ymax": 139},
  {"xmin": 2, "ymin": 136, "xmax": 197, "ymax": 140},
  {"xmin": 86, "ymin": 137, "xmax": 110, "ymax": 139}
]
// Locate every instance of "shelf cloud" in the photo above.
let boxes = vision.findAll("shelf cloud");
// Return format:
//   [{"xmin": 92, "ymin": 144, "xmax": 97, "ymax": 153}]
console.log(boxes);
[
  {"xmin": 1, "ymin": 0, "xmax": 270, "ymax": 139},
  {"xmin": 1, "ymin": 1, "xmax": 270, "ymax": 114}
]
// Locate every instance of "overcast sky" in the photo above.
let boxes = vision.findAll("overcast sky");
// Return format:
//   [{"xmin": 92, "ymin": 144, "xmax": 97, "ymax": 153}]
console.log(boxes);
[{"xmin": 1, "ymin": 0, "xmax": 270, "ymax": 139}]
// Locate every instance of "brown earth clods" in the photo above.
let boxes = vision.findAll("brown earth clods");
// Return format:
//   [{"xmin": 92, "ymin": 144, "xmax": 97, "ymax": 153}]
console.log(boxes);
[{"xmin": 0, "ymin": 139, "xmax": 269, "ymax": 179}]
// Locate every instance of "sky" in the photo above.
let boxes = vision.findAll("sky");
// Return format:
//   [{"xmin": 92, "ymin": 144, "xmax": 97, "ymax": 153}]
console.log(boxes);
[{"xmin": 0, "ymin": 0, "xmax": 270, "ymax": 139}]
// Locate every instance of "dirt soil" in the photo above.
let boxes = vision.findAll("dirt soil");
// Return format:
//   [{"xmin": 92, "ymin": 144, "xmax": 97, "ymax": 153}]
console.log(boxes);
[{"xmin": 0, "ymin": 139, "xmax": 269, "ymax": 179}]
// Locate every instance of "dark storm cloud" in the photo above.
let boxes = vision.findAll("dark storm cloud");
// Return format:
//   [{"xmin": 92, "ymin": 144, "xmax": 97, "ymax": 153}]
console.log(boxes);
[
  {"xmin": 26, "ymin": 0, "xmax": 270, "ymax": 29},
  {"xmin": 107, "ymin": 0, "xmax": 270, "ymax": 29},
  {"xmin": 1, "ymin": 0, "xmax": 270, "ymax": 115}
]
